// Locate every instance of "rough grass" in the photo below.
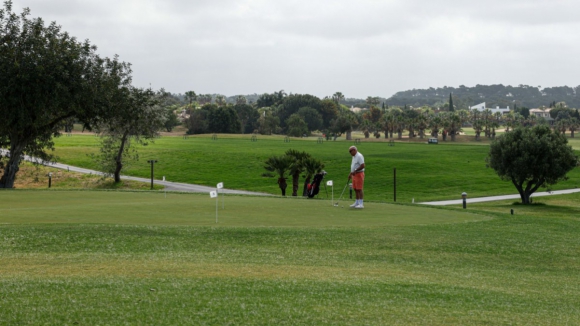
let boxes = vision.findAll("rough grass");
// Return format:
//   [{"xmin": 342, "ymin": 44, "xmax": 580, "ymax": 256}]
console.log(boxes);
[{"xmin": 11, "ymin": 162, "xmax": 163, "ymax": 190}]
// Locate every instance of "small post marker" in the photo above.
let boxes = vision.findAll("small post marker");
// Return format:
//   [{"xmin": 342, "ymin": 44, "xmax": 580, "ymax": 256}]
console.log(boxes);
[
  {"xmin": 163, "ymin": 176, "xmax": 166, "ymax": 198},
  {"xmin": 210, "ymin": 190, "xmax": 218, "ymax": 223},
  {"xmin": 462, "ymin": 192, "xmax": 467, "ymax": 209},
  {"xmin": 327, "ymin": 180, "xmax": 334, "ymax": 205},
  {"xmin": 217, "ymin": 182, "xmax": 224, "ymax": 209},
  {"xmin": 147, "ymin": 160, "xmax": 158, "ymax": 190}
]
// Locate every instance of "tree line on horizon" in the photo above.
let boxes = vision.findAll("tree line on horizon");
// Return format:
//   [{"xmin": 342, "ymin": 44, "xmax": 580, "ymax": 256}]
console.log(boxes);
[{"xmin": 171, "ymin": 84, "xmax": 580, "ymax": 113}]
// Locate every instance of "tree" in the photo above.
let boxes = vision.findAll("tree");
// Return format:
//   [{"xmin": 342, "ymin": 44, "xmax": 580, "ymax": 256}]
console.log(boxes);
[
  {"xmin": 264, "ymin": 155, "xmax": 293, "ymax": 196},
  {"xmin": 215, "ymin": 95, "xmax": 227, "ymax": 107},
  {"xmin": 277, "ymin": 94, "xmax": 322, "ymax": 131},
  {"xmin": 207, "ymin": 106, "xmax": 240, "ymax": 133},
  {"xmin": 163, "ymin": 107, "xmax": 181, "ymax": 132},
  {"xmin": 285, "ymin": 114, "xmax": 308, "ymax": 137},
  {"xmin": 197, "ymin": 94, "xmax": 213, "ymax": 106},
  {"xmin": 91, "ymin": 87, "xmax": 166, "ymax": 183},
  {"xmin": 184, "ymin": 91, "xmax": 197, "ymax": 108},
  {"xmin": 332, "ymin": 92, "xmax": 345, "ymax": 104},
  {"xmin": 234, "ymin": 104, "xmax": 257, "ymax": 134},
  {"xmin": 297, "ymin": 107, "xmax": 323, "ymax": 133},
  {"xmin": 359, "ymin": 119, "xmax": 373, "ymax": 138},
  {"xmin": 0, "ymin": 2, "xmax": 132, "ymax": 188},
  {"xmin": 157, "ymin": 90, "xmax": 181, "ymax": 132},
  {"xmin": 448, "ymin": 93, "xmax": 454, "ymax": 112},
  {"xmin": 330, "ymin": 111, "xmax": 359, "ymax": 140},
  {"xmin": 318, "ymin": 99, "xmax": 339, "ymax": 129},
  {"xmin": 568, "ymin": 118, "xmax": 579, "ymax": 138},
  {"xmin": 235, "ymin": 95, "xmax": 247, "ymax": 105},
  {"xmin": 487, "ymin": 125, "xmax": 578, "ymax": 204},
  {"xmin": 184, "ymin": 107, "xmax": 210, "ymax": 135},
  {"xmin": 366, "ymin": 96, "xmax": 380, "ymax": 107},
  {"xmin": 285, "ymin": 149, "xmax": 310, "ymax": 197},
  {"xmin": 258, "ymin": 110, "xmax": 280, "ymax": 135}
]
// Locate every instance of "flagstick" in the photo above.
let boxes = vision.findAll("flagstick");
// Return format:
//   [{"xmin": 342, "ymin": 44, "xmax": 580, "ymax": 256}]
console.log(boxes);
[{"xmin": 216, "ymin": 189, "xmax": 218, "ymax": 223}]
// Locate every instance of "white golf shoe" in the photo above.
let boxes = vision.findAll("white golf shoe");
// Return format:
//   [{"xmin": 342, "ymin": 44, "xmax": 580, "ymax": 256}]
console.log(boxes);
[
  {"xmin": 354, "ymin": 204, "xmax": 364, "ymax": 209},
  {"xmin": 349, "ymin": 202, "xmax": 358, "ymax": 207}
]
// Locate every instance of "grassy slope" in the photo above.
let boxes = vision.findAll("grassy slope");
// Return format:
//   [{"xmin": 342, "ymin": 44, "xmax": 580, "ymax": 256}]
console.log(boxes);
[
  {"xmin": 1, "ymin": 191, "xmax": 579, "ymax": 324},
  {"xmin": 51, "ymin": 133, "xmax": 580, "ymax": 203}
]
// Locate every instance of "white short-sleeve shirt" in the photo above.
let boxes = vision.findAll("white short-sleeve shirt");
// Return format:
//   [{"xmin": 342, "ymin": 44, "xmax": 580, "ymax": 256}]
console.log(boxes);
[{"xmin": 351, "ymin": 152, "xmax": 365, "ymax": 173}]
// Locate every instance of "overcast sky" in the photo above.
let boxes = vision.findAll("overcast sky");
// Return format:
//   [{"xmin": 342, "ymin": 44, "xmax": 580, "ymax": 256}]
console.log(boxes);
[{"xmin": 9, "ymin": 0, "xmax": 580, "ymax": 99}]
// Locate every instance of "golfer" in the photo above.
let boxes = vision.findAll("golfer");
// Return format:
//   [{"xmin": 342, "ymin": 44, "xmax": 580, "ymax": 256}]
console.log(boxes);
[{"xmin": 348, "ymin": 146, "xmax": 365, "ymax": 209}]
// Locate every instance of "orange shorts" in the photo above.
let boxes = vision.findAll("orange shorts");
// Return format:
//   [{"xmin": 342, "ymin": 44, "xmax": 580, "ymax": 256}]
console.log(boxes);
[{"xmin": 352, "ymin": 172, "xmax": 365, "ymax": 190}]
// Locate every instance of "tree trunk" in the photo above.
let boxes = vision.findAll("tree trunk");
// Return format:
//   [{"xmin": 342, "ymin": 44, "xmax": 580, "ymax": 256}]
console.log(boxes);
[
  {"xmin": 114, "ymin": 133, "xmax": 129, "ymax": 183},
  {"xmin": 0, "ymin": 143, "xmax": 24, "ymax": 189},
  {"xmin": 346, "ymin": 130, "xmax": 352, "ymax": 140},
  {"xmin": 513, "ymin": 178, "xmax": 543, "ymax": 204},
  {"xmin": 278, "ymin": 178, "xmax": 287, "ymax": 196},
  {"xmin": 292, "ymin": 172, "xmax": 300, "ymax": 196}
]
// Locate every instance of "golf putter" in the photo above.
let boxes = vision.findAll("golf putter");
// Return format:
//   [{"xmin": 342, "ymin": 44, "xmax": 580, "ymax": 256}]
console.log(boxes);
[{"xmin": 334, "ymin": 179, "xmax": 350, "ymax": 207}]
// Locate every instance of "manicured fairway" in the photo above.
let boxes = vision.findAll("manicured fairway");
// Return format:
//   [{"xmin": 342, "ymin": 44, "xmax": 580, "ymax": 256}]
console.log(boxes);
[
  {"xmin": 1, "ymin": 190, "xmax": 580, "ymax": 324},
  {"xmin": 51, "ymin": 134, "xmax": 580, "ymax": 203}
]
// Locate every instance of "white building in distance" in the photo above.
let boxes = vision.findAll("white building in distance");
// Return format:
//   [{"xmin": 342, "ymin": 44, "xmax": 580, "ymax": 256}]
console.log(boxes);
[{"xmin": 469, "ymin": 102, "xmax": 510, "ymax": 115}]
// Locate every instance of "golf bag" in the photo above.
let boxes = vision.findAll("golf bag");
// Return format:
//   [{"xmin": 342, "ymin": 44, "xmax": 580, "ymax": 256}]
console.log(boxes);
[{"xmin": 307, "ymin": 171, "xmax": 326, "ymax": 198}]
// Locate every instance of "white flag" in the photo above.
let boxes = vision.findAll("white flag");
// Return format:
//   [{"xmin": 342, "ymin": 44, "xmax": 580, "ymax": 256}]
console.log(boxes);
[
  {"xmin": 210, "ymin": 191, "xmax": 217, "ymax": 198},
  {"xmin": 217, "ymin": 182, "xmax": 224, "ymax": 189},
  {"xmin": 326, "ymin": 180, "xmax": 333, "ymax": 186}
]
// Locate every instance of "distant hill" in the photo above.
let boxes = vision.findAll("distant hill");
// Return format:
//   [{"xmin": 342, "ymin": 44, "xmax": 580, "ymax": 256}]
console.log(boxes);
[{"xmin": 385, "ymin": 84, "xmax": 580, "ymax": 109}]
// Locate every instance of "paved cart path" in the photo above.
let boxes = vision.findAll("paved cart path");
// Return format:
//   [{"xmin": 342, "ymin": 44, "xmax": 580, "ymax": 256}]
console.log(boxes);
[{"xmin": 418, "ymin": 188, "xmax": 580, "ymax": 205}]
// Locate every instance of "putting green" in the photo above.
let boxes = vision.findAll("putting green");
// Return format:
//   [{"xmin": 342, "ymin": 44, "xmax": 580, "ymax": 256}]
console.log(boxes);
[{"xmin": 0, "ymin": 190, "xmax": 490, "ymax": 227}]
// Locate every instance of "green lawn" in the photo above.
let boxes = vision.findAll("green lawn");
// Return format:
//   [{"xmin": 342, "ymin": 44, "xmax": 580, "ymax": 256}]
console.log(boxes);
[
  {"xmin": 1, "ymin": 190, "xmax": 580, "ymax": 324},
  {"xmin": 50, "ymin": 133, "xmax": 580, "ymax": 203}
]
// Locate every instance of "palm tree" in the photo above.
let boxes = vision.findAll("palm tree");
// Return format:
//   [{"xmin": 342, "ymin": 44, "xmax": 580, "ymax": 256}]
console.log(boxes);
[
  {"xmin": 215, "ymin": 94, "xmax": 227, "ymax": 106},
  {"xmin": 359, "ymin": 119, "xmax": 373, "ymax": 138},
  {"xmin": 301, "ymin": 156, "xmax": 325, "ymax": 196},
  {"xmin": 504, "ymin": 111, "xmax": 516, "ymax": 132},
  {"xmin": 285, "ymin": 149, "xmax": 310, "ymax": 196},
  {"xmin": 332, "ymin": 92, "xmax": 345, "ymax": 105},
  {"xmin": 568, "ymin": 117, "xmax": 579, "ymax": 138},
  {"xmin": 416, "ymin": 113, "xmax": 428, "ymax": 139},
  {"xmin": 472, "ymin": 120, "xmax": 484, "ymax": 140},
  {"xmin": 235, "ymin": 95, "xmax": 247, "ymax": 105},
  {"xmin": 554, "ymin": 119, "xmax": 569, "ymax": 136},
  {"xmin": 441, "ymin": 112, "xmax": 462, "ymax": 141},
  {"xmin": 428, "ymin": 114, "xmax": 442, "ymax": 138},
  {"xmin": 185, "ymin": 91, "xmax": 197, "ymax": 108},
  {"xmin": 264, "ymin": 155, "xmax": 293, "ymax": 196},
  {"xmin": 482, "ymin": 109, "xmax": 492, "ymax": 137}
]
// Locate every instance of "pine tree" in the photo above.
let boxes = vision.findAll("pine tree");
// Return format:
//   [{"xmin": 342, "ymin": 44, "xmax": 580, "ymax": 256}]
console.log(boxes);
[{"xmin": 449, "ymin": 93, "xmax": 454, "ymax": 112}]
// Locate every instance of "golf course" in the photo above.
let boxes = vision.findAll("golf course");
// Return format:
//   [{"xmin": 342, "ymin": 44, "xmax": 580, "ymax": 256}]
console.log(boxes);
[{"xmin": 1, "ymin": 133, "xmax": 580, "ymax": 324}]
